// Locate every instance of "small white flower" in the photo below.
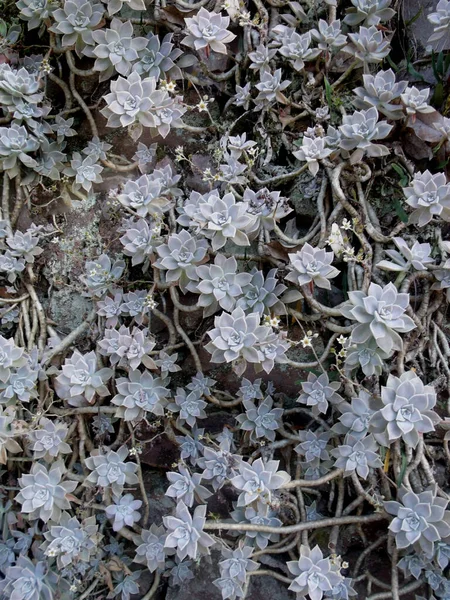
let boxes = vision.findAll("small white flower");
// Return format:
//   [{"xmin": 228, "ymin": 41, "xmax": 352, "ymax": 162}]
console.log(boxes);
[
  {"xmin": 301, "ymin": 335, "xmax": 313, "ymax": 348},
  {"xmin": 197, "ymin": 100, "xmax": 209, "ymax": 112},
  {"xmin": 341, "ymin": 218, "xmax": 352, "ymax": 230}
]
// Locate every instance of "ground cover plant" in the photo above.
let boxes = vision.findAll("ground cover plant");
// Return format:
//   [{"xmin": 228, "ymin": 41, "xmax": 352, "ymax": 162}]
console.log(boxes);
[{"xmin": 1, "ymin": 0, "xmax": 450, "ymax": 598}]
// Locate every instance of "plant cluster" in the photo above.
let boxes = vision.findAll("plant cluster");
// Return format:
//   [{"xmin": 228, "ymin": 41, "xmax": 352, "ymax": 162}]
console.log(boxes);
[{"xmin": 0, "ymin": 0, "xmax": 450, "ymax": 599}]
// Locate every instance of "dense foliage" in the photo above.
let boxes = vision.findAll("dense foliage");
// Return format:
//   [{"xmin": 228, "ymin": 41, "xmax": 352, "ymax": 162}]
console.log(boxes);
[{"xmin": 0, "ymin": 0, "xmax": 449, "ymax": 598}]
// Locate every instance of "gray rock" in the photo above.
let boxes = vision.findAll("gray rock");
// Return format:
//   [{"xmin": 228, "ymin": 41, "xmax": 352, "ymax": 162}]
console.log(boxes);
[
  {"xmin": 46, "ymin": 289, "xmax": 93, "ymax": 335},
  {"xmin": 402, "ymin": 0, "xmax": 450, "ymax": 53},
  {"xmin": 166, "ymin": 550, "xmax": 294, "ymax": 600}
]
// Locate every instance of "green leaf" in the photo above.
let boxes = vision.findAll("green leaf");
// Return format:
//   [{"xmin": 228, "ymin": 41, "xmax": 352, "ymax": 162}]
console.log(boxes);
[
  {"xmin": 437, "ymin": 51, "xmax": 444, "ymax": 77},
  {"xmin": 405, "ymin": 6, "xmax": 422, "ymax": 27},
  {"xmin": 386, "ymin": 56, "xmax": 400, "ymax": 73},
  {"xmin": 397, "ymin": 451, "xmax": 409, "ymax": 487},
  {"xmin": 393, "ymin": 197, "xmax": 409, "ymax": 223},
  {"xmin": 432, "ymin": 81, "xmax": 444, "ymax": 107},
  {"xmin": 324, "ymin": 76, "xmax": 332, "ymax": 107},
  {"xmin": 391, "ymin": 163, "xmax": 410, "ymax": 187},
  {"xmin": 406, "ymin": 60, "xmax": 425, "ymax": 82}
]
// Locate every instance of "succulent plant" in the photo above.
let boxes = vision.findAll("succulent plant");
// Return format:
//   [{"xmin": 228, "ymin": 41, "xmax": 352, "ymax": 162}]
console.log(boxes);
[
  {"xmin": 428, "ymin": 0, "xmax": 450, "ymax": 41},
  {"xmin": 238, "ymin": 268, "xmax": 286, "ymax": 317},
  {"xmin": 166, "ymin": 464, "xmax": 211, "ymax": 507},
  {"xmin": 154, "ymin": 229, "xmax": 209, "ymax": 293},
  {"xmin": 0, "ymin": 555, "xmax": 59, "ymax": 600},
  {"xmin": 0, "ymin": 65, "xmax": 43, "ymax": 108},
  {"xmin": 205, "ymin": 307, "xmax": 271, "ymax": 366},
  {"xmin": 17, "ymin": 0, "xmax": 58, "ymax": 30},
  {"xmin": 255, "ymin": 69, "xmax": 291, "ymax": 105},
  {"xmin": 16, "ymin": 459, "xmax": 78, "ymax": 522},
  {"xmin": 65, "ymin": 152, "xmax": 104, "ymax": 193},
  {"xmin": 230, "ymin": 505, "xmax": 282, "ymax": 549},
  {"xmin": 149, "ymin": 164, "xmax": 182, "ymax": 199},
  {"xmin": 51, "ymin": 115, "xmax": 77, "ymax": 143},
  {"xmin": 0, "ymin": 335, "xmax": 26, "ymax": 382},
  {"xmin": 6, "ymin": 229, "xmax": 43, "ymax": 264},
  {"xmin": 187, "ymin": 371, "xmax": 216, "ymax": 396},
  {"xmin": 167, "ymin": 388, "xmax": 207, "ymax": 428},
  {"xmin": 401, "ymin": 86, "xmax": 434, "ymax": 117},
  {"xmin": 0, "ymin": 364, "xmax": 37, "ymax": 403},
  {"xmin": 325, "ymin": 578, "xmax": 357, "ymax": 600},
  {"xmin": 432, "ymin": 266, "xmax": 450, "ymax": 301},
  {"xmin": 176, "ymin": 426, "xmax": 205, "ymax": 465},
  {"xmin": 287, "ymin": 243, "xmax": 339, "ymax": 290},
  {"xmin": 278, "ymin": 30, "xmax": 321, "ymax": 71},
  {"xmin": 238, "ymin": 377, "xmax": 264, "ymax": 402},
  {"xmin": 28, "ymin": 417, "xmax": 71, "ymax": 461},
  {"xmin": 248, "ymin": 44, "xmax": 278, "ymax": 72},
  {"xmin": 42, "ymin": 511, "xmax": 99, "ymax": 568},
  {"xmin": 369, "ymin": 371, "xmax": 440, "ymax": 448},
  {"xmin": 153, "ymin": 351, "xmax": 181, "ymax": 379},
  {"xmin": 311, "ymin": 19, "xmax": 347, "ymax": 50},
  {"xmin": 134, "ymin": 524, "xmax": 167, "ymax": 572},
  {"xmin": 231, "ymin": 457, "xmax": 290, "ymax": 510},
  {"xmin": 85, "ymin": 445, "xmax": 139, "ymax": 497},
  {"xmin": 338, "ymin": 106, "xmax": 392, "ymax": 160},
  {"xmin": 92, "ymin": 18, "xmax": 148, "ymax": 82},
  {"xmin": 344, "ymin": 0, "xmax": 395, "ymax": 26},
  {"xmin": 384, "ymin": 486, "xmax": 450, "ymax": 558},
  {"xmin": 98, "ymin": 325, "xmax": 156, "ymax": 370},
  {"xmin": 106, "ymin": 0, "xmax": 146, "ymax": 15},
  {"xmin": 121, "ymin": 289, "xmax": 151, "ymax": 322},
  {"xmin": 105, "ymin": 494, "xmax": 142, "ymax": 531},
  {"xmin": 82, "ymin": 136, "xmax": 112, "ymax": 161},
  {"xmin": 398, "ymin": 552, "xmax": 430, "ymax": 579},
  {"xmin": 82, "ymin": 253, "xmax": 125, "ymax": 297},
  {"xmin": 199, "ymin": 440, "xmax": 242, "ymax": 491},
  {"xmin": 331, "ymin": 434, "xmax": 381, "ymax": 478},
  {"xmin": 96, "ymin": 289, "xmax": 124, "ymax": 327},
  {"xmin": 190, "ymin": 254, "xmax": 251, "ymax": 317},
  {"xmin": 345, "ymin": 26, "xmax": 391, "ymax": 64},
  {"xmin": 0, "ymin": 251, "xmax": 26, "ymax": 283},
  {"xmin": 54, "ymin": 349, "xmax": 113, "ymax": 407},
  {"xmin": 293, "ymin": 136, "xmax": 333, "ymax": 175},
  {"xmin": 243, "ymin": 187, "xmax": 292, "ymax": 232},
  {"xmin": 163, "ymin": 500, "xmax": 215, "ymax": 560},
  {"xmin": 295, "ymin": 430, "xmax": 331, "ymax": 462},
  {"xmin": 180, "ymin": 190, "xmax": 255, "ymax": 252},
  {"xmin": 214, "ymin": 544, "xmax": 259, "ymax": 599},
  {"xmin": 49, "ymin": 0, "xmax": 104, "ymax": 57},
  {"xmin": 340, "ymin": 282, "xmax": 416, "ymax": 354},
  {"xmin": 100, "ymin": 71, "xmax": 186, "ymax": 138},
  {"xmin": 236, "ymin": 395, "xmax": 283, "ymax": 442},
  {"xmin": 0, "ymin": 123, "xmax": 39, "ymax": 174},
  {"xmin": 117, "ymin": 174, "xmax": 168, "ymax": 217},
  {"xmin": 234, "ymin": 82, "xmax": 252, "ymax": 109},
  {"xmin": 169, "ymin": 560, "xmax": 195, "ymax": 586},
  {"xmin": 120, "ymin": 218, "xmax": 160, "ymax": 267},
  {"xmin": 353, "ymin": 69, "xmax": 408, "ymax": 120},
  {"xmin": 0, "ymin": 406, "xmax": 21, "ymax": 464},
  {"xmin": 333, "ymin": 390, "xmax": 375, "ymax": 439},
  {"xmin": 377, "ymin": 237, "xmax": 434, "ymax": 272},
  {"xmin": 435, "ymin": 542, "xmax": 450, "ymax": 570},
  {"xmin": 133, "ymin": 32, "xmax": 183, "ymax": 80},
  {"xmin": 403, "ymin": 170, "xmax": 450, "ymax": 226},
  {"xmin": 297, "ymin": 372, "xmax": 344, "ymax": 415},
  {"xmin": 344, "ymin": 338, "xmax": 390, "ymax": 377},
  {"xmin": 287, "ymin": 544, "xmax": 343, "ymax": 600},
  {"xmin": 182, "ymin": 8, "xmax": 236, "ymax": 55},
  {"xmin": 112, "ymin": 369, "xmax": 170, "ymax": 421}
]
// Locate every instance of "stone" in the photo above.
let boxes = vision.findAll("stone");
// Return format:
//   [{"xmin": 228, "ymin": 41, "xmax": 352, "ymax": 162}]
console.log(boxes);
[
  {"xmin": 46, "ymin": 289, "xmax": 93, "ymax": 335},
  {"xmin": 165, "ymin": 550, "xmax": 295, "ymax": 600}
]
